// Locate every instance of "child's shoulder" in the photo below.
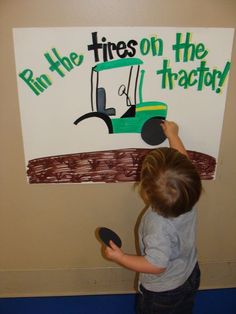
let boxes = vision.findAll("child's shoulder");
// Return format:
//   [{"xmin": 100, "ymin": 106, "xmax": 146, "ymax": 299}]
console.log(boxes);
[
  {"xmin": 142, "ymin": 207, "xmax": 167, "ymax": 230},
  {"xmin": 142, "ymin": 206, "xmax": 196, "ymax": 230},
  {"xmin": 144, "ymin": 207, "xmax": 162, "ymax": 220}
]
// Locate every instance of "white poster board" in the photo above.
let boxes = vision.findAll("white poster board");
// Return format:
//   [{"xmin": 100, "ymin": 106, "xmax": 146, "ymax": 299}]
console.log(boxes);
[{"xmin": 13, "ymin": 27, "xmax": 234, "ymax": 183}]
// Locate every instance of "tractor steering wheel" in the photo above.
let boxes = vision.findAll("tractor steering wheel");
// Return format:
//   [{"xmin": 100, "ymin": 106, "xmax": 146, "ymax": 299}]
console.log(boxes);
[{"xmin": 118, "ymin": 84, "xmax": 126, "ymax": 96}]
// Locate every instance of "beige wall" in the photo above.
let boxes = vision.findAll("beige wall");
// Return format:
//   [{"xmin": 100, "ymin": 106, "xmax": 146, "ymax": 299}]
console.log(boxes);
[{"xmin": 0, "ymin": 0, "xmax": 236, "ymax": 297}]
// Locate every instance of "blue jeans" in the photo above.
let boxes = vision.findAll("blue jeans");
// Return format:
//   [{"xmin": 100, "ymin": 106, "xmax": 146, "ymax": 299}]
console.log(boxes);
[{"xmin": 136, "ymin": 262, "xmax": 200, "ymax": 314}]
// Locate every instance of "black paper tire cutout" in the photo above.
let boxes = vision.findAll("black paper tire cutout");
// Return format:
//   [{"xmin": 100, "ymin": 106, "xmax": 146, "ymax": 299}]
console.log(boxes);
[
  {"xmin": 98, "ymin": 227, "xmax": 122, "ymax": 248},
  {"xmin": 141, "ymin": 117, "xmax": 166, "ymax": 146}
]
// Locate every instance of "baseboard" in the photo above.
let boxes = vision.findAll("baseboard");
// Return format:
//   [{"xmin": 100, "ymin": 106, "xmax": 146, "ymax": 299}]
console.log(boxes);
[
  {"xmin": 0, "ymin": 267, "xmax": 136, "ymax": 297},
  {"xmin": 199, "ymin": 260, "xmax": 236, "ymax": 290},
  {"xmin": 0, "ymin": 261, "xmax": 235, "ymax": 297}
]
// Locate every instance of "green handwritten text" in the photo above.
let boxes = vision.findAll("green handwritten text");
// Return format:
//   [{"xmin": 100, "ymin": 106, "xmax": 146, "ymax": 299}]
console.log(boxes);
[
  {"xmin": 156, "ymin": 59, "xmax": 231, "ymax": 93},
  {"xmin": 173, "ymin": 32, "xmax": 208, "ymax": 62},
  {"xmin": 19, "ymin": 48, "xmax": 84, "ymax": 96}
]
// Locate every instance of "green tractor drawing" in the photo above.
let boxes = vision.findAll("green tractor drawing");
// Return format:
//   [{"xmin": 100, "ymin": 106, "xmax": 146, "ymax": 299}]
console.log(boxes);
[{"xmin": 74, "ymin": 57, "xmax": 168, "ymax": 145}]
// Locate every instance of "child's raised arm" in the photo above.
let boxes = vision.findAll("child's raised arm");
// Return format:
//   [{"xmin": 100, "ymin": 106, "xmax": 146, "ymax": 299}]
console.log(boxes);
[{"xmin": 161, "ymin": 120, "xmax": 188, "ymax": 157}]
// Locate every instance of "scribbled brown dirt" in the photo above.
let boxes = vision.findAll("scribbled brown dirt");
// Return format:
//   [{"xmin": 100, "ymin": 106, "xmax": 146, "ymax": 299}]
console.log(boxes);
[{"xmin": 27, "ymin": 149, "xmax": 216, "ymax": 184}]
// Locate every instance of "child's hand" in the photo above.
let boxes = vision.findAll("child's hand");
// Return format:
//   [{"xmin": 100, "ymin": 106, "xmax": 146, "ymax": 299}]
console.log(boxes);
[
  {"xmin": 104, "ymin": 240, "xmax": 125, "ymax": 264},
  {"xmin": 161, "ymin": 120, "xmax": 188, "ymax": 156},
  {"xmin": 161, "ymin": 120, "xmax": 179, "ymax": 139}
]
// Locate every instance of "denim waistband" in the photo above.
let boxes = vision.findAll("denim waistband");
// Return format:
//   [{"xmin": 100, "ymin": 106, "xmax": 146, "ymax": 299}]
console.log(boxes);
[{"xmin": 139, "ymin": 262, "xmax": 200, "ymax": 295}]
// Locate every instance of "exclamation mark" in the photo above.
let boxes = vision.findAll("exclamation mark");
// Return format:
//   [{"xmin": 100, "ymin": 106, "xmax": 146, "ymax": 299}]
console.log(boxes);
[{"xmin": 216, "ymin": 61, "xmax": 231, "ymax": 94}]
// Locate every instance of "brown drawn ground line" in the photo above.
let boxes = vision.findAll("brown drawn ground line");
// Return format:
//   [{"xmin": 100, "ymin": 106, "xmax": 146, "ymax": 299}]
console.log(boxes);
[{"xmin": 27, "ymin": 149, "xmax": 216, "ymax": 183}]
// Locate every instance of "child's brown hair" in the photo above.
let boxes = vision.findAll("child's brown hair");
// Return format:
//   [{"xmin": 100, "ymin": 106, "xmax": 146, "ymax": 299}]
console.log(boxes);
[{"xmin": 138, "ymin": 147, "xmax": 202, "ymax": 218}]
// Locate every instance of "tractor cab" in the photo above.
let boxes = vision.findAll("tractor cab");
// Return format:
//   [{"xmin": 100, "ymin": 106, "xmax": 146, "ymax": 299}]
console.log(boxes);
[{"xmin": 91, "ymin": 58, "xmax": 143, "ymax": 118}]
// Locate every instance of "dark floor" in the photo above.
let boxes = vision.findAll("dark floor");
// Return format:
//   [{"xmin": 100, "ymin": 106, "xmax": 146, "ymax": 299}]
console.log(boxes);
[{"xmin": 0, "ymin": 288, "xmax": 236, "ymax": 314}]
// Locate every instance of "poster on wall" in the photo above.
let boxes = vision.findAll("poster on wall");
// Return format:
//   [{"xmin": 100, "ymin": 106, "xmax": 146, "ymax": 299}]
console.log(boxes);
[{"xmin": 13, "ymin": 27, "xmax": 234, "ymax": 184}]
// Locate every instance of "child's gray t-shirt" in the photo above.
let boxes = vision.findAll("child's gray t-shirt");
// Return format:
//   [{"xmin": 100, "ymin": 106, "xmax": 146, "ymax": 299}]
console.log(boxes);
[{"xmin": 138, "ymin": 206, "xmax": 197, "ymax": 292}]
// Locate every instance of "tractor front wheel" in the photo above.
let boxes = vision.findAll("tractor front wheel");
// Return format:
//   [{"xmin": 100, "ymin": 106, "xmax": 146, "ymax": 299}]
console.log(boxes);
[{"xmin": 141, "ymin": 117, "xmax": 166, "ymax": 145}]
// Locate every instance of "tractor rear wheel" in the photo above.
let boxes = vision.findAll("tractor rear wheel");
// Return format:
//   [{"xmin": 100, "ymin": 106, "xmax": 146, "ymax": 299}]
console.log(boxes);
[{"xmin": 141, "ymin": 117, "xmax": 166, "ymax": 145}]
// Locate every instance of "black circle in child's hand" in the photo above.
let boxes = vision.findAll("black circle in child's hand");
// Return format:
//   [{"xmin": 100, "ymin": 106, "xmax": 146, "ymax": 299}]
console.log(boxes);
[{"xmin": 98, "ymin": 227, "xmax": 122, "ymax": 248}]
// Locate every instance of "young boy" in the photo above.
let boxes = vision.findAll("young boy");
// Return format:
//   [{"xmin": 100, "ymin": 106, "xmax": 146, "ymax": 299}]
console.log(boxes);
[{"xmin": 104, "ymin": 120, "xmax": 202, "ymax": 314}]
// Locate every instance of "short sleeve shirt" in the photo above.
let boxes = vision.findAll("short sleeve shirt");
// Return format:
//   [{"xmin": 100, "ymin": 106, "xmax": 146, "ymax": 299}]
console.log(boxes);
[{"xmin": 138, "ymin": 207, "xmax": 197, "ymax": 292}]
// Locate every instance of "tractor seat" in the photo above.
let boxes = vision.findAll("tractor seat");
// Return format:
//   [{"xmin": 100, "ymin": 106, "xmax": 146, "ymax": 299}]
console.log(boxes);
[{"xmin": 97, "ymin": 87, "xmax": 116, "ymax": 116}]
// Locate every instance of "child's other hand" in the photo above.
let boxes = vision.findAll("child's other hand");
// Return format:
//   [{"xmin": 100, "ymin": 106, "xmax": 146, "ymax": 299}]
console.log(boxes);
[
  {"xmin": 161, "ymin": 120, "xmax": 179, "ymax": 139},
  {"xmin": 104, "ymin": 240, "xmax": 124, "ymax": 263}
]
